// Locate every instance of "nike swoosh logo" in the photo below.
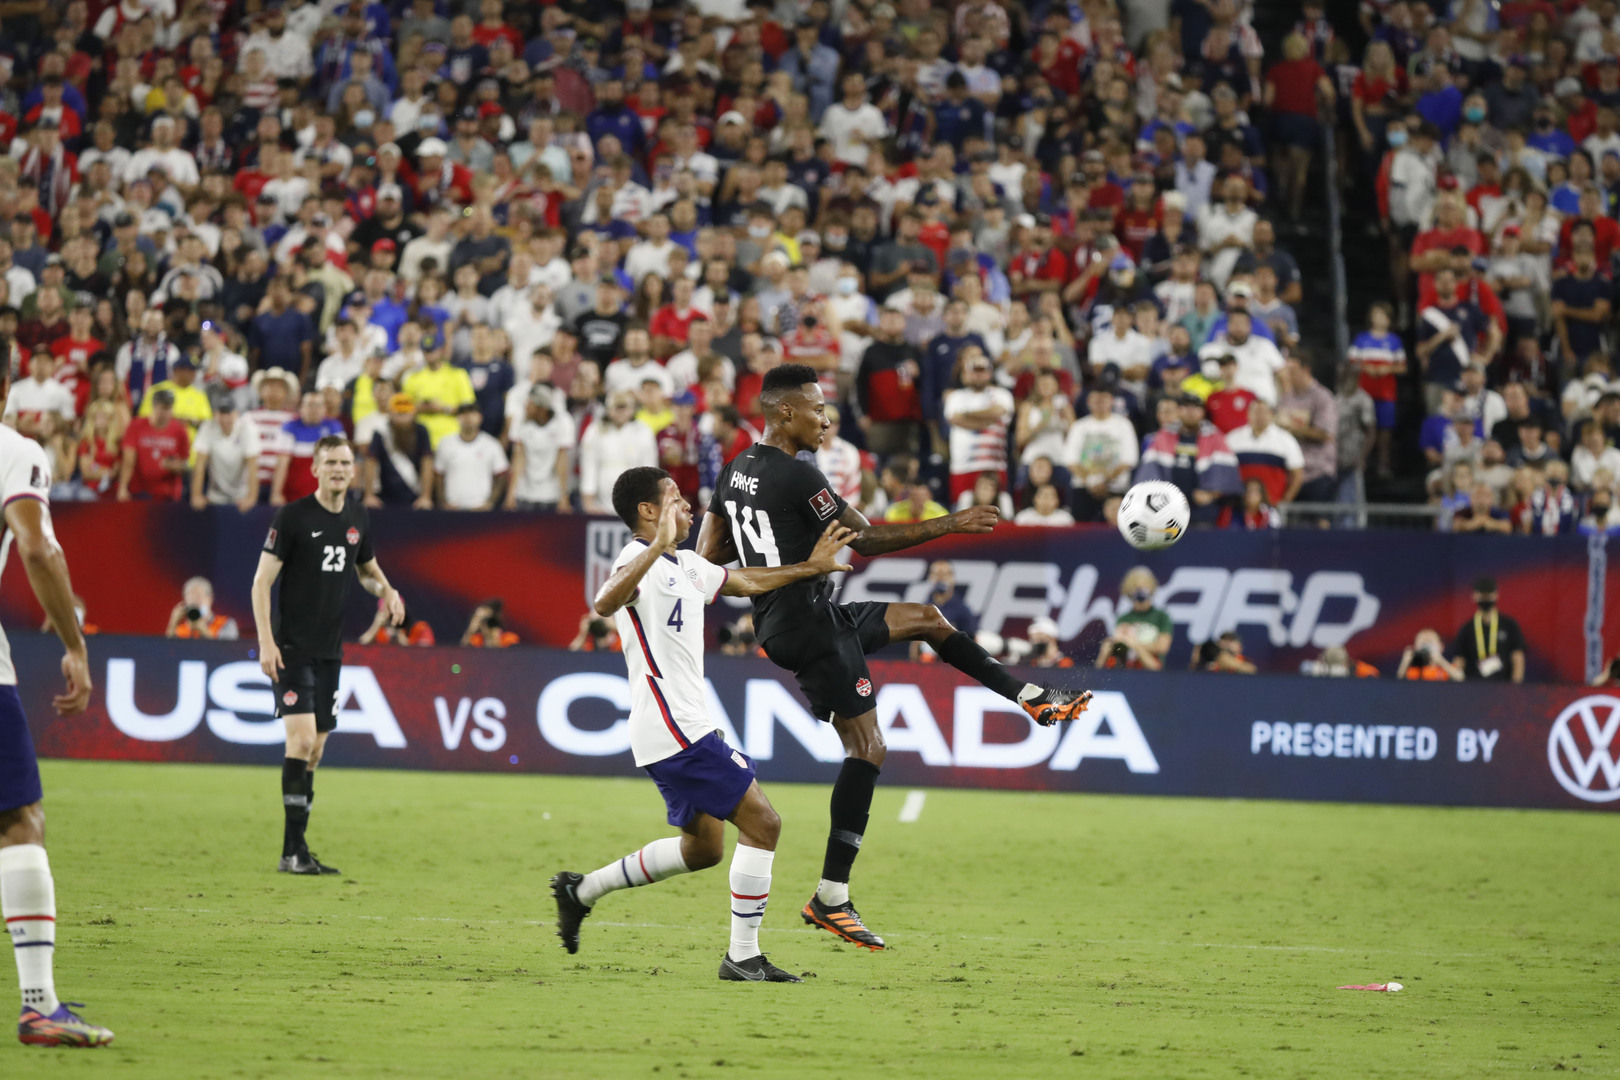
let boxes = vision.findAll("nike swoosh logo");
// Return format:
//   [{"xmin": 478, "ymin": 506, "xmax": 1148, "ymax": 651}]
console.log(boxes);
[
  {"xmin": 311, "ymin": 531, "xmax": 322, "ymax": 537},
  {"xmin": 726, "ymin": 961, "xmax": 766, "ymax": 981}
]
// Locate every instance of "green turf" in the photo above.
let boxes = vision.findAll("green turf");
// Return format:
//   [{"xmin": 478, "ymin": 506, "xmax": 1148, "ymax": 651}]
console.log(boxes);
[{"xmin": 6, "ymin": 759, "xmax": 1618, "ymax": 1079}]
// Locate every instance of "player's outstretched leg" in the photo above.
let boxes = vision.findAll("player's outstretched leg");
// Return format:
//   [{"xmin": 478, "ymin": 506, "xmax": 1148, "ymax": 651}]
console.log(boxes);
[
  {"xmin": 803, "ymin": 713, "xmax": 887, "ymax": 951},
  {"xmin": 1, "ymin": 807, "xmax": 114, "ymax": 1048},
  {"xmin": 718, "ymin": 782, "xmax": 799, "ymax": 983},
  {"xmin": 552, "ymin": 820, "xmax": 719, "ymax": 954},
  {"xmin": 891, "ymin": 604, "xmax": 1093, "ymax": 726}
]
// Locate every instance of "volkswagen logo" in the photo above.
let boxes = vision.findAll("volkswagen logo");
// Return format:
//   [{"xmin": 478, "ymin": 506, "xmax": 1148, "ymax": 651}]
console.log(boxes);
[{"xmin": 1547, "ymin": 695, "xmax": 1620, "ymax": 803}]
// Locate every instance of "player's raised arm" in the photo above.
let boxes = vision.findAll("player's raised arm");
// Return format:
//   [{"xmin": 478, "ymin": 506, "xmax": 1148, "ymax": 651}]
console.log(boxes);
[
  {"xmin": 595, "ymin": 497, "xmax": 680, "ymax": 618},
  {"xmin": 836, "ymin": 502, "xmax": 1001, "ymax": 558},
  {"xmin": 5, "ymin": 498, "xmax": 90, "ymax": 715},
  {"xmin": 722, "ymin": 522, "xmax": 856, "ymax": 597},
  {"xmin": 251, "ymin": 550, "xmax": 285, "ymax": 680}
]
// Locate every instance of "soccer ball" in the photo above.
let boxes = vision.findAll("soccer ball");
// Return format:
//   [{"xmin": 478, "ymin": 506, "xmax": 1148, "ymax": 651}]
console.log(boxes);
[{"xmin": 1117, "ymin": 481, "xmax": 1190, "ymax": 551}]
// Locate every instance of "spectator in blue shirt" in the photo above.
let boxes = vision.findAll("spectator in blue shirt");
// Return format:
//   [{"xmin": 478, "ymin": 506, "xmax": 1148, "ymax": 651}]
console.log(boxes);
[
  {"xmin": 933, "ymin": 73, "xmax": 992, "ymax": 152},
  {"xmin": 1551, "ymin": 241, "xmax": 1613, "ymax": 368},
  {"xmin": 778, "ymin": 17, "xmax": 842, "ymax": 123},
  {"xmin": 249, "ymin": 278, "xmax": 318, "ymax": 385},
  {"xmin": 1416, "ymin": 268, "xmax": 1493, "ymax": 409},
  {"xmin": 585, "ymin": 78, "xmax": 646, "ymax": 158}
]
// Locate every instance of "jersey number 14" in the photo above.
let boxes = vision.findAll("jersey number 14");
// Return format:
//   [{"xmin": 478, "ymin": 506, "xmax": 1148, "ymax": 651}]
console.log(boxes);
[{"xmin": 724, "ymin": 501, "xmax": 781, "ymax": 567}]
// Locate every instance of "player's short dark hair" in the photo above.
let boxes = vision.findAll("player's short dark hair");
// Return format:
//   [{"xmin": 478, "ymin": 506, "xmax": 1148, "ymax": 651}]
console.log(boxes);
[
  {"xmin": 313, "ymin": 434, "xmax": 352, "ymax": 462},
  {"xmin": 612, "ymin": 466, "xmax": 671, "ymax": 530},
  {"xmin": 759, "ymin": 363, "xmax": 819, "ymax": 411}
]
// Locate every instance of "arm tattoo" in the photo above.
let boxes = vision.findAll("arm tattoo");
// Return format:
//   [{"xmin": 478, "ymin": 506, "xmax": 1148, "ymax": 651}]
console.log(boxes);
[{"xmin": 842, "ymin": 505, "xmax": 954, "ymax": 557}]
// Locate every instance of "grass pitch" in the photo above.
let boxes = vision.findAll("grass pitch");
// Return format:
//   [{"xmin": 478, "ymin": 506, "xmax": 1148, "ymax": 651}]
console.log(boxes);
[{"xmin": 9, "ymin": 759, "xmax": 1618, "ymax": 1079}]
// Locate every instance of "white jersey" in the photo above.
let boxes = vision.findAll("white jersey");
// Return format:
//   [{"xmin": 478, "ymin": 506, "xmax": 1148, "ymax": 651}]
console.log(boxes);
[
  {"xmin": 611, "ymin": 540, "xmax": 729, "ymax": 766},
  {"xmin": 0, "ymin": 426, "xmax": 54, "ymax": 686}
]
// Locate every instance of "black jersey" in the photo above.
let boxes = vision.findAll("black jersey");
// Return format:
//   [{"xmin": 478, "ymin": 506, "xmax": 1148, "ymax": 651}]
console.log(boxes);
[
  {"xmin": 712, "ymin": 444, "xmax": 848, "ymax": 642},
  {"xmin": 263, "ymin": 495, "xmax": 376, "ymax": 659}
]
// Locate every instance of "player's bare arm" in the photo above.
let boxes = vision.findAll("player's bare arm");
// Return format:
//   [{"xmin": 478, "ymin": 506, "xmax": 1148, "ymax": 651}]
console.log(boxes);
[
  {"xmin": 4, "ymin": 498, "xmax": 90, "ymax": 716},
  {"xmin": 356, "ymin": 558, "xmax": 405, "ymax": 626},
  {"xmin": 836, "ymin": 502, "xmax": 1000, "ymax": 558},
  {"xmin": 695, "ymin": 506, "xmax": 740, "ymax": 565},
  {"xmin": 594, "ymin": 495, "xmax": 682, "ymax": 618},
  {"xmin": 723, "ymin": 522, "xmax": 856, "ymax": 596},
  {"xmin": 251, "ymin": 550, "xmax": 284, "ymax": 680}
]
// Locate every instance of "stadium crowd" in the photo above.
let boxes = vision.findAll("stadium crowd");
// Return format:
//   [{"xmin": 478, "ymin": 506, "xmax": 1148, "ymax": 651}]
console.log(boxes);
[
  {"xmin": 1345, "ymin": 0, "xmax": 1620, "ymax": 534},
  {"xmin": 0, "ymin": 0, "xmax": 1609, "ymax": 535}
]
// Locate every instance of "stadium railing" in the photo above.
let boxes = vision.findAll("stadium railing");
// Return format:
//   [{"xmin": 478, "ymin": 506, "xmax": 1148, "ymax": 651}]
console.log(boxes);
[
  {"xmin": 1278, "ymin": 502, "xmax": 1443, "ymax": 529},
  {"xmin": 1321, "ymin": 98, "xmax": 1351, "ymax": 369}
]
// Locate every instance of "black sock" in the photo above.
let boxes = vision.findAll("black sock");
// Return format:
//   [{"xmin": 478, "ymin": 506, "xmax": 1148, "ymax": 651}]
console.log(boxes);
[
  {"xmin": 282, "ymin": 757, "xmax": 309, "ymax": 858},
  {"xmin": 822, "ymin": 758, "xmax": 881, "ymax": 885},
  {"xmin": 304, "ymin": 770, "xmax": 315, "ymax": 810},
  {"xmin": 936, "ymin": 630, "xmax": 1027, "ymax": 701}
]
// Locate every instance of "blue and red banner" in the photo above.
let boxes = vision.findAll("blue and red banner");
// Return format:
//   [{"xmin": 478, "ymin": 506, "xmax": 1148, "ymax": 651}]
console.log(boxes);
[
  {"xmin": 1, "ymin": 505, "xmax": 1613, "ymax": 681},
  {"xmin": 14, "ymin": 636, "xmax": 1620, "ymax": 812}
]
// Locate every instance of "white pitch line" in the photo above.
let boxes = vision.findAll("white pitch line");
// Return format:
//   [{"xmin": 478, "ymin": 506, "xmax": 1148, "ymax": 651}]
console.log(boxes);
[{"xmin": 898, "ymin": 790, "xmax": 927, "ymax": 822}]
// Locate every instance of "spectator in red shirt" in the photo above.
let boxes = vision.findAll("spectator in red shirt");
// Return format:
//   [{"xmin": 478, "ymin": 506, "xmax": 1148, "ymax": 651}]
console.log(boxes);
[
  {"xmin": 1410, "ymin": 193, "xmax": 1486, "ymax": 294},
  {"xmin": 708, "ymin": 404, "xmax": 755, "ymax": 467},
  {"xmin": 1113, "ymin": 172, "xmax": 1163, "ymax": 262},
  {"xmin": 855, "ymin": 307, "xmax": 924, "ymax": 455},
  {"xmin": 1078, "ymin": 148, "xmax": 1125, "ymax": 213},
  {"xmin": 116, "ymin": 387, "xmax": 189, "ymax": 502},
  {"xmin": 1557, "ymin": 185, "xmax": 1620, "ymax": 265},
  {"xmin": 1007, "ymin": 216, "xmax": 1071, "ymax": 301},
  {"xmin": 1264, "ymin": 32, "xmax": 1335, "ymax": 223},
  {"xmin": 1205, "ymin": 354, "xmax": 1256, "ymax": 432},
  {"xmin": 649, "ymin": 277, "xmax": 707, "ymax": 360},
  {"xmin": 49, "ymin": 304, "xmax": 102, "ymax": 415}
]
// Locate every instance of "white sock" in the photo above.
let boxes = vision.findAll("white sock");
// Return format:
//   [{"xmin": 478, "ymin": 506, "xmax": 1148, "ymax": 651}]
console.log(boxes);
[
  {"xmin": 1, "ymin": 845, "xmax": 59, "ymax": 1014},
  {"xmin": 576, "ymin": 837, "xmax": 690, "ymax": 907},
  {"xmin": 816, "ymin": 878, "xmax": 849, "ymax": 907},
  {"xmin": 728, "ymin": 844, "xmax": 774, "ymax": 962},
  {"xmin": 1016, "ymin": 683, "xmax": 1044, "ymax": 704}
]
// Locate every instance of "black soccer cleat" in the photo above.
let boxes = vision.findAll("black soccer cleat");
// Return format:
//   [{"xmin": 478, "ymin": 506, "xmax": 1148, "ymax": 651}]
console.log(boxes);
[
  {"xmin": 801, "ymin": 895, "xmax": 886, "ymax": 950},
  {"xmin": 718, "ymin": 952, "xmax": 803, "ymax": 982},
  {"xmin": 1020, "ymin": 686, "xmax": 1094, "ymax": 727},
  {"xmin": 278, "ymin": 851, "xmax": 327, "ymax": 875},
  {"xmin": 305, "ymin": 851, "xmax": 342, "ymax": 875},
  {"xmin": 551, "ymin": 871, "xmax": 592, "ymax": 954}
]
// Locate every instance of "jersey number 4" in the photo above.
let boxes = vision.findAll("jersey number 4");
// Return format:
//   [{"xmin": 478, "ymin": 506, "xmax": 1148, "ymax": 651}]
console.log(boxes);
[
  {"xmin": 723, "ymin": 501, "xmax": 782, "ymax": 567},
  {"xmin": 321, "ymin": 545, "xmax": 347, "ymax": 573}
]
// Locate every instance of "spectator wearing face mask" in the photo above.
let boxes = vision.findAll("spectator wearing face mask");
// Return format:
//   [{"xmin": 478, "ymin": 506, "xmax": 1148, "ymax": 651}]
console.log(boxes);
[
  {"xmin": 1449, "ymin": 576, "xmax": 1525, "ymax": 682},
  {"xmin": 1096, "ymin": 567, "xmax": 1172, "ymax": 671}
]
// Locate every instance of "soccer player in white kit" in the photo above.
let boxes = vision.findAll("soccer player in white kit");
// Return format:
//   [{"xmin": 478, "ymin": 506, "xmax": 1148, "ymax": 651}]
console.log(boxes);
[
  {"xmin": 551, "ymin": 466, "xmax": 854, "ymax": 982},
  {"xmin": 0, "ymin": 378, "xmax": 113, "ymax": 1046}
]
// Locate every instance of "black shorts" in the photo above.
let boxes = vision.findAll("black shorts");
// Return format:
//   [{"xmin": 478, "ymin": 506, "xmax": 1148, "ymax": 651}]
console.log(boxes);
[
  {"xmin": 273, "ymin": 655, "xmax": 341, "ymax": 733},
  {"xmin": 761, "ymin": 601, "xmax": 890, "ymax": 722}
]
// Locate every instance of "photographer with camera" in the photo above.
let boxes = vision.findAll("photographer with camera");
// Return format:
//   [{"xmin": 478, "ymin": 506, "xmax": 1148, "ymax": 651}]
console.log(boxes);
[
  {"xmin": 1095, "ymin": 567, "xmax": 1172, "ymax": 671},
  {"xmin": 568, "ymin": 612, "xmax": 621, "ymax": 653},
  {"xmin": 165, "ymin": 577, "xmax": 239, "ymax": 641},
  {"xmin": 461, "ymin": 598, "xmax": 520, "ymax": 649},
  {"xmin": 1397, "ymin": 628, "xmax": 1464, "ymax": 681}
]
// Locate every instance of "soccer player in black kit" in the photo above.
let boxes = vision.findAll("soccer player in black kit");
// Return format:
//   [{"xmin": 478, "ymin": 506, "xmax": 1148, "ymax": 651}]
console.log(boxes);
[
  {"xmin": 251, "ymin": 436, "xmax": 405, "ymax": 875},
  {"xmin": 697, "ymin": 364, "xmax": 1093, "ymax": 949}
]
